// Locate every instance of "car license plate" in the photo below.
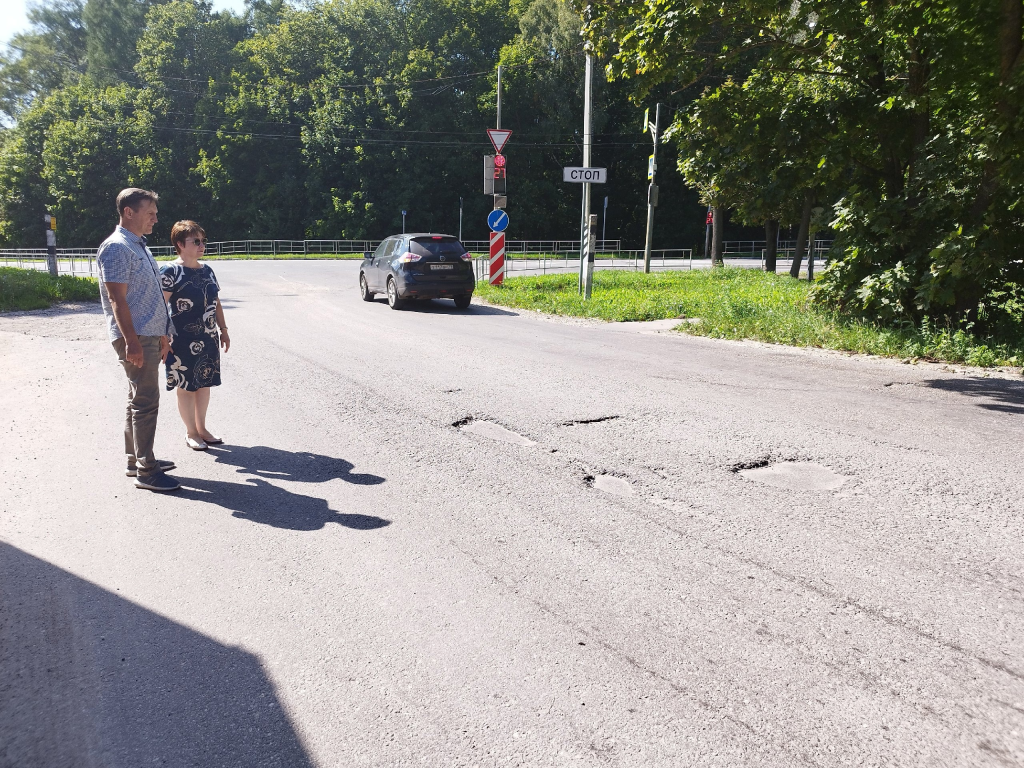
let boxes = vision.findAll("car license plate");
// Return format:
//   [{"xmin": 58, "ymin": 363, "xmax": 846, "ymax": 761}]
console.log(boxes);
[{"xmin": 430, "ymin": 264, "xmax": 454, "ymax": 270}]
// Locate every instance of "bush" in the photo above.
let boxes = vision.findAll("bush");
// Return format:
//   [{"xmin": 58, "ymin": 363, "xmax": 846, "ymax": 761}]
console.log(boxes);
[{"xmin": 0, "ymin": 267, "xmax": 100, "ymax": 311}]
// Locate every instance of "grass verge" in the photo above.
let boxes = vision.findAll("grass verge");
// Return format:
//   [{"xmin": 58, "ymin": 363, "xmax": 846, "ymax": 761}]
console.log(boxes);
[
  {"xmin": 0, "ymin": 267, "xmax": 99, "ymax": 312},
  {"xmin": 476, "ymin": 268, "xmax": 1024, "ymax": 368}
]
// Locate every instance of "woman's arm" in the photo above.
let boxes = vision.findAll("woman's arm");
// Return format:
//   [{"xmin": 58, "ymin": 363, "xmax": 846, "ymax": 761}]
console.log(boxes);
[{"xmin": 216, "ymin": 299, "xmax": 230, "ymax": 352}]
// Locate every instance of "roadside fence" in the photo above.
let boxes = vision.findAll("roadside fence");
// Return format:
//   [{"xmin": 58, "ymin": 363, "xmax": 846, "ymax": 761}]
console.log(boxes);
[
  {"xmin": 2, "ymin": 238, "xmax": 830, "ymax": 281},
  {"xmin": 469, "ymin": 250, "xmax": 692, "ymax": 281}
]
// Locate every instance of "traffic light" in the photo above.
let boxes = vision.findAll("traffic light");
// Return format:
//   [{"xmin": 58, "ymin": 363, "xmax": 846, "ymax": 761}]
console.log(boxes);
[{"xmin": 483, "ymin": 154, "xmax": 507, "ymax": 195}]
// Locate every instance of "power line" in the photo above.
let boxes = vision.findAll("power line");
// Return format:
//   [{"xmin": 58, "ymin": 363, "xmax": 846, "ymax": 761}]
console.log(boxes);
[
  {"xmin": 75, "ymin": 116, "xmax": 648, "ymax": 149},
  {"xmin": 6, "ymin": 42, "xmax": 525, "ymax": 90}
]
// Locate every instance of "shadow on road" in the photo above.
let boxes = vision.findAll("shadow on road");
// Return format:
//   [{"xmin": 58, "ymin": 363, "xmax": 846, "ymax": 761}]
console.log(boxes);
[
  {"xmin": 376, "ymin": 298, "xmax": 519, "ymax": 316},
  {"xmin": 177, "ymin": 476, "xmax": 391, "ymax": 531},
  {"xmin": 0, "ymin": 540, "xmax": 315, "ymax": 768},
  {"xmin": 209, "ymin": 444, "xmax": 386, "ymax": 485},
  {"xmin": 921, "ymin": 377, "xmax": 1024, "ymax": 415}
]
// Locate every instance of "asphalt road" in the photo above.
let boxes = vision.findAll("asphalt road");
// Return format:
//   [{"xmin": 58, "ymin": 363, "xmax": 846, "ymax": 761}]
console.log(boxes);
[{"xmin": 2, "ymin": 260, "xmax": 1023, "ymax": 768}]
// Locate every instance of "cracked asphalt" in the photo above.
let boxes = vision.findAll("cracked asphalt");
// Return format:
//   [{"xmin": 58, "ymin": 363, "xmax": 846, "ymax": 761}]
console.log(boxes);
[{"xmin": 2, "ymin": 260, "xmax": 1023, "ymax": 767}]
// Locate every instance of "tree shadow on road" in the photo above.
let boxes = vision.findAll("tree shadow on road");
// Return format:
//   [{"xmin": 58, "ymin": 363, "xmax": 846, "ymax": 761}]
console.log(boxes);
[
  {"xmin": 208, "ymin": 445, "xmax": 386, "ymax": 485},
  {"xmin": 0, "ymin": 540, "xmax": 315, "ymax": 768},
  {"xmin": 177, "ymin": 476, "xmax": 391, "ymax": 532},
  {"xmin": 920, "ymin": 377, "xmax": 1024, "ymax": 415}
]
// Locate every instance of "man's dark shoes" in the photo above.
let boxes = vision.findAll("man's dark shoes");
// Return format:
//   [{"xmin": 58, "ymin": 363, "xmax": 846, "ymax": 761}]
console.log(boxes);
[
  {"xmin": 134, "ymin": 471, "xmax": 181, "ymax": 492},
  {"xmin": 126, "ymin": 459, "xmax": 176, "ymax": 477}
]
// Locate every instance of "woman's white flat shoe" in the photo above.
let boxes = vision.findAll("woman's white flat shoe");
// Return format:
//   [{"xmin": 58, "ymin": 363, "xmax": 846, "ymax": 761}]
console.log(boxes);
[{"xmin": 186, "ymin": 435, "xmax": 208, "ymax": 451}]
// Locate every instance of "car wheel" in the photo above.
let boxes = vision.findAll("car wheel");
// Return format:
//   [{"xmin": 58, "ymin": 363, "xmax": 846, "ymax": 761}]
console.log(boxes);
[
  {"xmin": 387, "ymin": 277, "xmax": 405, "ymax": 310},
  {"xmin": 359, "ymin": 273, "xmax": 374, "ymax": 301},
  {"xmin": 453, "ymin": 294, "xmax": 472, "ymax": 310}
]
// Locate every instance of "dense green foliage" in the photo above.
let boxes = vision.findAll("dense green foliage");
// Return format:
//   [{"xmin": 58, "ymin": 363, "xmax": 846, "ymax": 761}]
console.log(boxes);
[
  {"xmin": 478, "ymin": 270, "xmax": 1024, "ymax": 367},
  {"xmin": 583, "ymin": 0, "xmax": 1024, "ymax": 329},
  {"xmin": 0, "ymin": 266, "xmax": 99, "ymax": 310},
  {"xmin": 0, "ymin": 0, "xmax": 711, "ymax": 250}
]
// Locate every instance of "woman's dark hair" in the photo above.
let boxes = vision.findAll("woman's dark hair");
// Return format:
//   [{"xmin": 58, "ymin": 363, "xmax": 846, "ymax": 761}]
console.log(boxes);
[{"xmin": 170, "ymin": 220, "xmax": 206, "ymax": 254}]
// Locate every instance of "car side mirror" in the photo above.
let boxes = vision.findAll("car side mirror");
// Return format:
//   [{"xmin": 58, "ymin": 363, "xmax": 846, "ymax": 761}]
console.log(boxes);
[{"xmin": 363, "ymin": 251, "xmax": 372, "ymax": 261}]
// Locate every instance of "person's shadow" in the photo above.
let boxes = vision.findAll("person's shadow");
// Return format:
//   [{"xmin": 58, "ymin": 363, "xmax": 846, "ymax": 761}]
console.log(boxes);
[
  {"xmin": 177, "ymin": 476, "xmax": 390, "ymax": 531},
  {"xmin": 208, "ymin": 445, "xmax": 386, "ymax": 485},
  {"xmin": 176, "ymin": 445, "xmax": 389, "ymax": 531}
]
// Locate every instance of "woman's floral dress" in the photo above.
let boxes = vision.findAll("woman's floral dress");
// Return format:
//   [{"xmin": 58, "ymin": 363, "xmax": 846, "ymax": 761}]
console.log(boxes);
[{"xmin": 160, "ymin": 263, "xmax": 222, "ymax": 391}]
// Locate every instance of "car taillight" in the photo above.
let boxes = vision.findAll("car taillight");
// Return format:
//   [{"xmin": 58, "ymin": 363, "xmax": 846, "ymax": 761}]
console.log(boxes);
[
  {"xmin": 398, "ymin": 252, "xmax": 421, "ymax": 263},
  {"xmin": 460, "ymin": 252, "xmax": 472, "ymax": 261}
]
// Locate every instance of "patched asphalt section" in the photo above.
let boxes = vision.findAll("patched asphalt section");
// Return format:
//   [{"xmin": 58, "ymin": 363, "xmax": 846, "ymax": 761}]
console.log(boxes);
[
  {"xmin": 737, "ymin": 461, "xmax": 848, "ymax": 492},
  {"xmin": 458, "ymin": 418, "xmax": 536, "ymax": 447},
  {"xmin": 591, "ymin": 475, "xmax": 633, "ymax": 496}
]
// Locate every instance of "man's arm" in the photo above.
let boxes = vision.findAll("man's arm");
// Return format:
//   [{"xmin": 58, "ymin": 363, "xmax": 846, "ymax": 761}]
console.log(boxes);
[{"xmin": 104, "ymin": 282, "xmax": 143, "ymax": 367}]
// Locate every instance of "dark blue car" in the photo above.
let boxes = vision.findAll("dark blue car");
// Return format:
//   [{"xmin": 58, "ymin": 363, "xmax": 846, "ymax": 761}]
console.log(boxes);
[{"xmin": 360, "ymin": 233, "xmax": 475, "ymax": 310}]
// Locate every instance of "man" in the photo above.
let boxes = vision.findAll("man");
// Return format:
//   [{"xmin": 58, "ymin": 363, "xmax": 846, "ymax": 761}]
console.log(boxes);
[{"xmin": 97, "ymin": 188, "xmax": 180, "ymax": 491}]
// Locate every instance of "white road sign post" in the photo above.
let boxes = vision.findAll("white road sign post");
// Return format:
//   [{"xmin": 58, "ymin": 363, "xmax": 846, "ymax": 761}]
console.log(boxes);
[{"xmin": 562, "ymin": 167, "xmax": 607, "ymax": 184}]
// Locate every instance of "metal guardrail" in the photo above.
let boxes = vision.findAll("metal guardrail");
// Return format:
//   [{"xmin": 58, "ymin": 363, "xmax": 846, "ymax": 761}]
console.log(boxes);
[
  {"xmin": 723, "ymin": 239, "xmax": 833, "ymax": 254},
  {"xmin": 2, "ymin": 239, "xmax": 624, "ymax": 267},
  {"xmin": 148, "ymin": 239, "xmax": 624, "ymax": 257},
  {"xmin": 469, "ymin": 250, "xmax": 829, "ymax": 282},
  {"xmin": 470, "ymin": 250, "xmax": 694, "ymax": 281},
  {"xmin": 2, "ymin": 240, "xmax": 828, "ymax": 281},
  {"xmin": 0, "ymin": 249, "xmax": 98, "ymax": 277}
]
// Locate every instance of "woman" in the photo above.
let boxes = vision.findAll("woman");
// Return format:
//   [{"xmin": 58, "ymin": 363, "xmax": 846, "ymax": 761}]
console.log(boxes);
[{"xmin": 161, "ymin": 220, "xmax": 230, "ymax": 451}]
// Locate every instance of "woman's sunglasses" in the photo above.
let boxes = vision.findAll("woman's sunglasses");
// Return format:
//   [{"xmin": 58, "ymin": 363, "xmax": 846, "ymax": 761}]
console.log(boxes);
[{"xmin": 189, "ymin": 238, "xmax": 207, "ymax": 246}]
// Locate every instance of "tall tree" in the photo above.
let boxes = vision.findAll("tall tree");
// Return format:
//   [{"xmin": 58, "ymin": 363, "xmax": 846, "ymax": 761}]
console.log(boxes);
[{"xmin": 0, "ymin": 0, "xmax": 87, "ymax": 121}]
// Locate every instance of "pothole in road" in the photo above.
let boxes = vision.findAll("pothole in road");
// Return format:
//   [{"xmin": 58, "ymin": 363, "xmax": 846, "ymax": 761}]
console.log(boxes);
[
  {"xmin": 737, "ymin": 461, "xmax": 848, "ymax": 492},
  {"xmin": 586, "ymin": 474, "xmax": 633, "ymax": 496},
  {"xmin": 561, "ymin": 415, "xmax": 621, "ymax": 426},
  {"xmin": 456, "ymin": 418, "xmax": 536, "ymax": 447}
]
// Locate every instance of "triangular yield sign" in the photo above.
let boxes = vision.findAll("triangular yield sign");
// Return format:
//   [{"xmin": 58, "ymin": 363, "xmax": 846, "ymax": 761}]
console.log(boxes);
[{"xmin": 487, "ymin": 129, "xmax": 512, "ymax": 153}]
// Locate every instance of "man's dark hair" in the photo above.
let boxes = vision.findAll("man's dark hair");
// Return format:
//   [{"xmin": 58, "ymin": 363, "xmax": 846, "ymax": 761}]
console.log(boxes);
[{"xmin": 116, "ymin": 188, "xmax": 159, "ymax": 217}]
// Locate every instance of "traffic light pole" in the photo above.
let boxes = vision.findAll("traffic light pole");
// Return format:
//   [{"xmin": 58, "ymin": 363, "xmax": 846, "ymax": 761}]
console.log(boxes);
[
  {"xmin": 642, "ymin": 103, "xmax": 661, "ymax": 274},
  {"xmin": 44, "ymin": 214, "xmax": 57, "ymax": 277}
]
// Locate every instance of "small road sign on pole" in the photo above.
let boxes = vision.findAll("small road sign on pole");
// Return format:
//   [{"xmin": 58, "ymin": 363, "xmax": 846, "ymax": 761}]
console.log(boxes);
[
  {"xmin": 487, "ymin": 129, "xmax": 512, "ymax": 153},
  {"xmin": 43, "ymin": 214, "xmax": 57, "ymax": 277},
  {"xmin": 489, "ymin": 231, "xmax": 505, "ymax": 285},
  {"xmin": 487, "ymin": 209, "xmax": 509, "ymax": 232},
  {"xmin": 563, "ymin": 167, "xmax": 607, "ymax": 184}
]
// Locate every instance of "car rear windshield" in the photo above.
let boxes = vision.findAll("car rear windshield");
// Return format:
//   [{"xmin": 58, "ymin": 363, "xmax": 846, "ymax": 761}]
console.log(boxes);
[{"xmin": 410, "ymin": 237, "xmax": 466, "ymax": 257}]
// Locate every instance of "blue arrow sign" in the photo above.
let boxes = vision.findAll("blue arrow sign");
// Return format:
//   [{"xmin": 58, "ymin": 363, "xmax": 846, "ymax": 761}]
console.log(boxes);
[{"xmin": 487, "ymin": 209, "xmax": 509, "ymax": 232}]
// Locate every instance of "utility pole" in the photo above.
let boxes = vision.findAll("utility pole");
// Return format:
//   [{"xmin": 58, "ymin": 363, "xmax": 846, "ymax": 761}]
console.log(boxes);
[
  {"xmin": 642, "ymin": 103, "xmax": 661, "ymax": 274},
  {"xmin": 578, "ymin": 52, "xmax": 593, "ymax": 294},
  {"xmin": 402, "ymin": 209, "xmax": 407, "ymax": 234},
  {"xmin": 496, "ymin": 65, "xmax": 502, "ymax": 130},
  {"xmin": 459, "ymin": 197, "xmax": 463, "ymax": 241},
  {"xmin": 703, "ymin": 205, "xmax": 712, "ymax": 259},
  {"xmin": 44, "ymin": 214, "xmax": 57, "ymax": 277}
]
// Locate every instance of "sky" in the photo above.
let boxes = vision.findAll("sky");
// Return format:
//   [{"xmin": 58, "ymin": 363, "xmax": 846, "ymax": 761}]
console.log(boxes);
[{"xmin": 1, "ymin": 0, "xmax": 248, "ymax": 46}]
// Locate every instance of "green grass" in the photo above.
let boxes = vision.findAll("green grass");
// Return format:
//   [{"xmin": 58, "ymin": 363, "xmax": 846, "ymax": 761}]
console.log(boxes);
[
  {"xmin": 476, "ymin": 268, "xmax": 1024, "ymax": 368},
  {"xmin": 0, "ymin": 267, "xmax": 100, "ymax": 312}
]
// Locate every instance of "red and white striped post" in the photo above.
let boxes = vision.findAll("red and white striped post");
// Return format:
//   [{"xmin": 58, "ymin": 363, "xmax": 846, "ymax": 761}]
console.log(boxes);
[{"xmin": 489, "ymin": 230, "xmax": 505, "ymax": 285}]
